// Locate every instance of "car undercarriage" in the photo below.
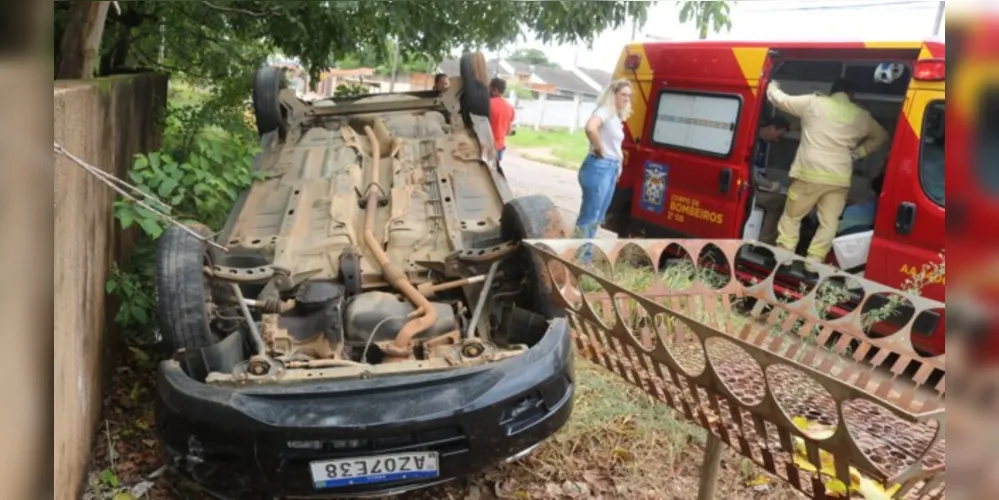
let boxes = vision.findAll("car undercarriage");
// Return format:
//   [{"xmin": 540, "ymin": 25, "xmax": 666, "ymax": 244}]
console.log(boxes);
[
  {"xmin": 158, "ymin": 55, "xmax": 566, "ymax": 386},
  {"xmin": 153, "ymin": 53, "xmax": 575, "ymax": 497}
]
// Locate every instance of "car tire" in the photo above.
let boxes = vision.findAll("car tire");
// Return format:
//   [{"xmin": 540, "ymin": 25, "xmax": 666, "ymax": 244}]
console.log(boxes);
[
  {"xmin": 155, "ymin": 223, "xmax": 220, "ymax": 353},
  {"xmin": 459, "ymin": 52, "xmax": 491, "ymax": 118},
  {"xmin": 251, "ymin": 66, "xmax": 289, "ymax": 138},
  {"xmin": 605, "ymin": 188, "xmax": 633, "ymax": 238},
  {"xmin": 501, "ymin": 195, "xmax": 568, "ymax": 319}
]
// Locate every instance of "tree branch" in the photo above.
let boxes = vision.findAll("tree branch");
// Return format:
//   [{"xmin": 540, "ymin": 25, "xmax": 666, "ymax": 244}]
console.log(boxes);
[
  {"xmin": 131, "ymin": 44, "xmax": 212, "ymax": 80},
  {"xmin": 199, "ymin": 1, "xmax": 269, "ymax": 18}
]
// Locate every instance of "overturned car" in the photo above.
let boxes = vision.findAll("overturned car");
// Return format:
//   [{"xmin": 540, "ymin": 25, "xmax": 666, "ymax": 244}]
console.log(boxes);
[{"xmin": 153, "ymin": 53, "xmax": 574, "ymax": 498}]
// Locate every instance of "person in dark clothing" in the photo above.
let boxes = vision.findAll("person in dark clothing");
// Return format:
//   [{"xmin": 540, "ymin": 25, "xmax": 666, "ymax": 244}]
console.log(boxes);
[{"xmin": 752, "ymin": 115, "xmax": 792, "ymax": 245}]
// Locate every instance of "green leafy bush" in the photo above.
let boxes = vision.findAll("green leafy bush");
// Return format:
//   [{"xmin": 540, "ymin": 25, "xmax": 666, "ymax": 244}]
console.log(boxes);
[
  {"xmin": 334, "ymin": 81, "xmax": 370, "ymax": 98},
  {"xmin": 107, "ymin": 100, "xmax": 262, "ymax": 343},
  {"xmin": 105, "ymin": 261, "xmax": 156, "ymax": 331},
  {"xmin": 113, "ymin": 134, "xmax": 264, "ymax": 238}
]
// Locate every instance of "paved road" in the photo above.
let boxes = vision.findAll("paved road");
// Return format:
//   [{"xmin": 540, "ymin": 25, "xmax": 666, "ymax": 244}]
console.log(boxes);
[{"xmin": 501, "ymin": 151, "xmax": 616, "ymax": 238}]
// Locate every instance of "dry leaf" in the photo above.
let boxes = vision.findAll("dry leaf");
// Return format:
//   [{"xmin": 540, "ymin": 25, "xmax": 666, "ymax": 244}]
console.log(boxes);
[
  {"xmin": 544, "ymin": 482, "xmax": 563, "ymax": 497},
  {"xmin": 494, "ymin": 479, "xmax": 529, "ymax": 500},
  {"xmin": 561, "ymin": 480, "xmax": 591, "ymax": 498}
]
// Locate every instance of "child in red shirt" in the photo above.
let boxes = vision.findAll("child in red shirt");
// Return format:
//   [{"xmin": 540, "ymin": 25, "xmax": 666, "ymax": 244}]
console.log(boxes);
[{"xmin": 488, "ymin": 78, "xmax": 516, "ymax": 163}]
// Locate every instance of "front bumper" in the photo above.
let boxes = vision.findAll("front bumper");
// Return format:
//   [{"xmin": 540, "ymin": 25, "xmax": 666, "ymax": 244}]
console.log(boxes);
[{"xmin": 155, "ymin": 319, "xmax": 575, "ymax": 498}]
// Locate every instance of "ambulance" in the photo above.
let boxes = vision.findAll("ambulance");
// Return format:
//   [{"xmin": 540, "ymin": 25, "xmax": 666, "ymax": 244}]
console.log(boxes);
[{"xmin": 601, "ymin": 39, "xmax": 946, "ymax": 356}]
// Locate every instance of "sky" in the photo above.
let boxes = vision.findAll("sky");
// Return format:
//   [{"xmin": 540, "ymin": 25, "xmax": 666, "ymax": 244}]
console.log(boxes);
[{"xmin": 482, "ymin": 0, "xmax": 946, "ymax": 72}]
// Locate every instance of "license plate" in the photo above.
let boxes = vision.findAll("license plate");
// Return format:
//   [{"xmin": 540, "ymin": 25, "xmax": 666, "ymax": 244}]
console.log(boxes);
[{"xmin": 309, "ymin": 451, "xmax": 439, "ymax": 489}]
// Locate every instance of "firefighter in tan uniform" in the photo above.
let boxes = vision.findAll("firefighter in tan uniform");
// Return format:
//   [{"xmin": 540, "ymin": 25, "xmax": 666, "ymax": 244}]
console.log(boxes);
[{"xmin": 766, "ymin": 79, "xmax": 888, "ymax": 271}]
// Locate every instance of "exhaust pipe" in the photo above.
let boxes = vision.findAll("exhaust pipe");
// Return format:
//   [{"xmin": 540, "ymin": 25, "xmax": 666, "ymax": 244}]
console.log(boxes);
[{"xmin": 361, "ymin": 125, "xmax": 437, "ymax": 360}]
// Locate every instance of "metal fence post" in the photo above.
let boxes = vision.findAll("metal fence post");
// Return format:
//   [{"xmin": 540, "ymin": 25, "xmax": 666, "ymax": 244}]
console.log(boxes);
[{"xmin": 697, "ymin": 434, "xmax": 724, "ymax": 500}]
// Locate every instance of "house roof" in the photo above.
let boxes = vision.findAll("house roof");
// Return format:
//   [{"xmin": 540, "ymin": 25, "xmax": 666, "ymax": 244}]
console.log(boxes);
[
  {"xmin": 503, "ymin": 60, "xmax": 534, "ymax": 74},
  {"xmin": 437, "ymin": 57, "xmax": 601, "ymax": 96},
  {"xmin": 578, "ymin": 67, "xmax": 613, "ymax": 89},
  {"xmin": 532, "ymin": 65, "xmax": 596, "ymax": 95}
]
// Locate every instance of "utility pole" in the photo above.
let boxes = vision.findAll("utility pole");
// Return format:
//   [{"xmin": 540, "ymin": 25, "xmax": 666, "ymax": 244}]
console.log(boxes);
[
  {"xmin": 931, "ymin": 1, "xmax": 945, "ymax": 36},
  {"xmin": 389, "ymin": 37, "xmax": 400, "ymax": 93},
  {"xmin": 628, "ymin": 1, "xmax": 638, "ymax": 40}
]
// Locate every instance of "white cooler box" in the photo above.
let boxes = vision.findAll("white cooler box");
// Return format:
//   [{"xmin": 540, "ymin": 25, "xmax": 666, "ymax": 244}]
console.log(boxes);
[{"xmin": 832, "ymin": 230, "xmax": 873, "ymax": 270}]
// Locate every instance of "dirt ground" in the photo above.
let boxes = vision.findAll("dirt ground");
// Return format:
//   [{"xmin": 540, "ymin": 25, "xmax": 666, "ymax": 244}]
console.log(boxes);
[{"xmin": 84, "ymin": 153, "xmax": 804, "ymax": 500}]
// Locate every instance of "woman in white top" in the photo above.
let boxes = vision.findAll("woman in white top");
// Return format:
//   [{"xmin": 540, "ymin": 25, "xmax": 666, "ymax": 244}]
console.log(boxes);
[{"xmin": 574, "ymin": 79, "xmax": 633, "ymax": 249}]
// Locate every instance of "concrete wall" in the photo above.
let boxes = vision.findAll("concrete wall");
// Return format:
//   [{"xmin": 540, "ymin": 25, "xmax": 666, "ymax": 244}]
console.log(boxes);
[{"xmin": 53, "ymin": 73, "xmax": 168, "ymax": 500}]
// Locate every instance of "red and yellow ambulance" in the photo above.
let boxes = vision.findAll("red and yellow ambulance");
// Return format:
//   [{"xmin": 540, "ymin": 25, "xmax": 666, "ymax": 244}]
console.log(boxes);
[{"xmin": 602, "ymin": 38, "xmax": 946, "ymax": 355}]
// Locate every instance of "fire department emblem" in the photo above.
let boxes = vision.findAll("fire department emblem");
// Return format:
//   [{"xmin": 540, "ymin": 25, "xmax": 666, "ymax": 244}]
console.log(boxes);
[{"xmin": 640, "ymin": 162, "xmax": 669, "ymax": 214}]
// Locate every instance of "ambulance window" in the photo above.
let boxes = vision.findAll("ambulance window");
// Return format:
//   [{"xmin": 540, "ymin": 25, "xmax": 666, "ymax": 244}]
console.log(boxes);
[
  {"xmin": 651, "ymin": 91, "xmax": 741, "ymax": 157},
  {"xmin": 920, "ymin": 101, "xmax": 945, "ymax": 206},
  {"xmin": 978, "ymin": 89, "xmax": 999, "ymax": 196}
]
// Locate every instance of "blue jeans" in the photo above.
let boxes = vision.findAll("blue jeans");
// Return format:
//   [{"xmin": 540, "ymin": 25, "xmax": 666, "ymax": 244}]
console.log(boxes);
[
  {"xmin": 497, "ymin": 147, "xmax": 506, "ymax": 162},
  {"xmin": 574, "ymin": 153, "xmax": 620, "ymax": 263}
]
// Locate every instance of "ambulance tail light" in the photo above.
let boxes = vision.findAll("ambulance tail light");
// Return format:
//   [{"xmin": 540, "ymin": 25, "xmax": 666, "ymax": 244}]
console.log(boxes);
[
  {"xmin": 914, "ymin": 59, "xmax": 945, "ymax": 81},
  {"xmin": 624, "ymin": 54, "xmax": 642, "ymax": 71}
]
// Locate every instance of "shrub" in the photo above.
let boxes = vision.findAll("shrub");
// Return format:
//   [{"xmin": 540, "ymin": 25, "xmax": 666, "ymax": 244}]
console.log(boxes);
[
  {"xmin": 106, "ymin": 97, "xmax": 262, "ymax": 344},
  {"xmin": 334, "ymin": 82, "xmax": 370, "ymax": 98}
]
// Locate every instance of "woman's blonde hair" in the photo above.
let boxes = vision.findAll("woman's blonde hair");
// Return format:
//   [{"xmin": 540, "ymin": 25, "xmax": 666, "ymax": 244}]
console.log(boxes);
[{"xmin": 595, "ymin": 79, "xmax": 633, "ymax": 121}]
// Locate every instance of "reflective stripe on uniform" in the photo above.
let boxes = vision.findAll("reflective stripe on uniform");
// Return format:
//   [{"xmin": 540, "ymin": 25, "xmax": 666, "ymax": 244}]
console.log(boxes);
[
  {"xmin": 791, "ymin": 167, "xmax": 852, "ymax": 186},
  {"xmin": 807, "ymin": 240, "xmax": 834, "ymax": 261},
  {"xmin": 776, "ymin": 233, "xmax": 799, "ymax": 251}
]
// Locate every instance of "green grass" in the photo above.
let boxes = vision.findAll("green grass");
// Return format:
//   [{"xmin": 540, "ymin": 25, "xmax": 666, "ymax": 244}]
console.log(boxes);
[{"xmin": 507, "ymin": 127, "xmax": 591, "ymax": 170}]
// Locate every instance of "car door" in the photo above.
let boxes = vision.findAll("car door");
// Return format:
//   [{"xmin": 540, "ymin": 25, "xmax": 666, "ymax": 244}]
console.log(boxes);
[
  {"xmin": 867, "ymin": 89, "xmax": 945, "ymax": 301},
  {"xmin": 629, "ymin": 84, "xmax": 755, "ymax": 239}
]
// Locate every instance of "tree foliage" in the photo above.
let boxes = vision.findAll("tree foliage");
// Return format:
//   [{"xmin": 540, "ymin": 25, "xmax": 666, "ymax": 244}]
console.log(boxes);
[
  {"xmin": 335, "ymin": 40, "xmax": 437, "ymax": 76},
  {"xmin": 334, "ymin": 82, "xmax": 371, "ymax": 98},
  {"xmin": 53, "ymin": 1, "xmax": 736, "ymax": 95},
  {"xmin": 55, "ymin": 0, "xmax": 653, "ymax": 82},
  {"xmin": 678, "ymin": 0, "xmax": 735, "ymax": 40},
  {"xmin": 509, "ymin": 48, "xmax": 557, "ymax": 68}
]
